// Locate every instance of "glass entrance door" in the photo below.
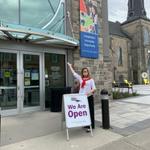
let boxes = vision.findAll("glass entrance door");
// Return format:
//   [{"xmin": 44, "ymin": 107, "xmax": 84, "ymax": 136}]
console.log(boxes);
[
  {"xmin": 45, "ymin": 53, "xmax": 66, "ymax": 108},
  {"xmin": 1, "ymin": 51, "xmax": 41, "ymax": 115},
  {"xmin": 22, "ymin": 53, "xmax": 40, "ymax": 108},
  {"xmin": 0, "ymin": 52, "xmax": 17, "ymax": 111}
]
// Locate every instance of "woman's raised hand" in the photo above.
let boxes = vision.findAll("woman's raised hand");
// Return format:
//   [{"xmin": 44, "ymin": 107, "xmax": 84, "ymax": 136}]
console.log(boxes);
[
  {"xmin": 67, "ymin": 62, "xmax": 75, "ymax": 74},
  {"xmin": 67, "ymin": 62, "xmax": 72, "ymax": 67}
]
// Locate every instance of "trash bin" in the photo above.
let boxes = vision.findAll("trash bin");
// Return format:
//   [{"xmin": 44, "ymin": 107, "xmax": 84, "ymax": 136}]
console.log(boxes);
[{"xmin": 50, "ymin": 87, "xmax": 71, "ymax": 112}]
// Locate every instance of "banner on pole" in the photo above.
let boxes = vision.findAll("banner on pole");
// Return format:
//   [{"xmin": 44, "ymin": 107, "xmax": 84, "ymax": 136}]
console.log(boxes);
[{"xmin": 80, "ymin": 0, "xmax": 99, "ymax": 58}]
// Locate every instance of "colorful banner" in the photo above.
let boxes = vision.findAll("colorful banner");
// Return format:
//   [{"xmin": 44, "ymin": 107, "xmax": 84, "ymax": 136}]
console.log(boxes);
[{"xmin": 80, "ymin": 0, "xmax": 99, "ymax": 58}]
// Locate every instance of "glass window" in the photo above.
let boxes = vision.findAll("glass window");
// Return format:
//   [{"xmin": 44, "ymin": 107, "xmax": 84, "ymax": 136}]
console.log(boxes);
[
  {"xmin": 45, "ymin": 53, "xmax": 65, "ymax": 108},
  {"xmin": 45, "ymin": 53, "xmax": 65, "ymax": 88},
  {"xmin": 0, "ymin": 0, "xmax": 19, "ymax": 24},
  {"xmin": 0, "ymin": 52, "xmax": 17, "ymax": 110},
  {"xmin": 143, "ymin": 28, "xmax": 149, "ymax": 46},
  {"xmin": 46, "ymin": 5, "xmax": 64, "ymax": 34},
  {"xmin": 23, "ymin": 54, "xmax": 40, "ymax": 107},
  {"xmin": 118, "ymin": 47, "xmax": 123, "ymax": 66},
  {"xmin": 0, "ymin": 0, "xmax": 64, "ymax": 34}
]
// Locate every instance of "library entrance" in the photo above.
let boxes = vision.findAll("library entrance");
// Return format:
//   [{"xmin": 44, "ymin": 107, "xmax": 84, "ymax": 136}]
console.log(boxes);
[
  {"xmin": 0, "ymin": 51, "xmax": 41, "ymax": 116},
  {"xmin": 0, "ymin": 50, "xmax": 66, "ymax": 116}
]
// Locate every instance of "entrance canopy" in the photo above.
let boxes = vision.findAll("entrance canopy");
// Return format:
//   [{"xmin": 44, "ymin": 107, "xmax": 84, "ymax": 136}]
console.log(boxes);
[{"xmin": 0, "ymin": 22, "xmax": 79, "ymax": 47}]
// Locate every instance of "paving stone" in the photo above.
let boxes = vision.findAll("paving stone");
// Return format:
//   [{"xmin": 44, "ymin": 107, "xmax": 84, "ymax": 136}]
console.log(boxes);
[{"xmin": 95, "ymin": 90, "xmax": 150, "ymax": 135}]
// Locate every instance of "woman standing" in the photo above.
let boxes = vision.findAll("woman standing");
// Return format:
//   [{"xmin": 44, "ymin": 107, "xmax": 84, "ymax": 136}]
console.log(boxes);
[{"xmin": 67, "ymin": 62, "xmax": 96, "ymax": 131}]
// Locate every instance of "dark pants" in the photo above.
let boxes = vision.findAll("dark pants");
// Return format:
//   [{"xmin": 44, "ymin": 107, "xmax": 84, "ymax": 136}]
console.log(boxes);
[{"xmin": 88, "ymin": 95, "xmax": 95, "ymax": 129}]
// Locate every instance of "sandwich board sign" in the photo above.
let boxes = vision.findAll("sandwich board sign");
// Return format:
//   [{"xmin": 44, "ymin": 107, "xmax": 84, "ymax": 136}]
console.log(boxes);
[{"xmin": 62, "ymin": 94, "xmax": 93, "ymax": 140}]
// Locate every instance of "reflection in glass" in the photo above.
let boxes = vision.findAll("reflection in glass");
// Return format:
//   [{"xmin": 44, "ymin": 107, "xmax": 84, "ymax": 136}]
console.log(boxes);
[
  {"xmin": 45, "ymin": 53, "xmax": 65, "ymax": 87},
  {"xmin": 0, "ymin": 0, "xmax": 18, "ymax": 24},
  {"xmin": 45, "ymin": 53, "xmax": 65, "ymax": 108},
  {"xmin": 23, "ymin": 54, "xmax": 40, "ymax": 107},
  {"xmin": 0, "ymin": 52, "xmax": 17, "ymax": 110},
  {"xmin": 0, "ymin": 0, "xmax": 64, "ymax": 34}
]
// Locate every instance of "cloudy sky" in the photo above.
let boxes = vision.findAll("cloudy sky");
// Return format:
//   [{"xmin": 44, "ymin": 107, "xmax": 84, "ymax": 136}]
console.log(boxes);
[{"xmin": 108, "ymin": 0, "xmax": 150, "ymax": 23}]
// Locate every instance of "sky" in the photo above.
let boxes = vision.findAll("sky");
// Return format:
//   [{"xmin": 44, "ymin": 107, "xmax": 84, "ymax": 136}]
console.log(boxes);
[{"xmin": 108, "ymin": 0, "xmax": 150, "ymax": 23}]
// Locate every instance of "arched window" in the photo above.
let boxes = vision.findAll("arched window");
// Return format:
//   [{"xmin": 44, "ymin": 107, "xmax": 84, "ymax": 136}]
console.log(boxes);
[
  {"xmin": 118, "ymin": 47, "xmax": 123, "ymax": 66},
  {"xmin": 143, "ymin": 28, "xmax": 149, "ymax": 46}
]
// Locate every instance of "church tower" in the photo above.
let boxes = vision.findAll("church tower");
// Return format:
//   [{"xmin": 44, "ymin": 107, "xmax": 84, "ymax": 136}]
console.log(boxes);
[
  {"xmin": 121, "ymin": 0, "xmax": 150, "ymax": 84},
  {"xmin": 127, "ymin": 0, "xmax": 147, "ymax": 21}
]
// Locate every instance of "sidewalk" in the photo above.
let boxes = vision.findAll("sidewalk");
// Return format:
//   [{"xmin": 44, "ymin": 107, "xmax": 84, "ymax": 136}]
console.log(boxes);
[
  {"xmin": 1, "ymin": 128, "xmax": 122, "ymax": 150},
  {"xmin": 1, "ymin": 85, "xmax": 150, "ymax": 150},
  {"xmin": 96, "ymin": 85, "xmax": 150, "ymax": 136},
  {"xmin": 95, "ymin": 126, "xmax": 150, "ymax": 150},
  {"xmin": 95, "ymin": 95, "xmax": 150, "ymax": 130}
]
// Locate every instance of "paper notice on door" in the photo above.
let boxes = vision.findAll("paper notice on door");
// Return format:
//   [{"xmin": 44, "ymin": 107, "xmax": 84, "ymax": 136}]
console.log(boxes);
[
  {"xmin": 31, "ymin": 73, "xmax": 39, "ymax": 80},
  {"xmin": 4, "ymin": 71, "xmax": 11, "ymax": 78},
  {"xmin": 25, "ymin": 78, "xmax": 30, "ymax": 86},
  {"xmin": 25, "ymin": 70, "xmax": 30, "ymax": 77}
]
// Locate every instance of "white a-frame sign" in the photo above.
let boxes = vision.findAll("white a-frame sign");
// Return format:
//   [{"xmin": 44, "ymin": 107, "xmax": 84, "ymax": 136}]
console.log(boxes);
[{"xmin": 62, "ymin": 94, "xmax": 93, "ymax": 140}]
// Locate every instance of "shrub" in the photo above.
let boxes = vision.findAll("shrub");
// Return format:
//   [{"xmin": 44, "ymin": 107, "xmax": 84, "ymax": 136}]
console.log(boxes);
[{"xmin": 113, "ymin": 90, "xmax": 139, "ymax": 99}]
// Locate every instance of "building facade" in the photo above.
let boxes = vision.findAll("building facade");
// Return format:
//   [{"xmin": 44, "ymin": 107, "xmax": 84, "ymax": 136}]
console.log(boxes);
[
  {"xmin": 109, "ymin": 21, "xmax": 131, "ymax": 82},
  {"xmin": 110, "ymin": 0, "xmax": 150, "ymax": 84},
  {"xmin": 0, "ymin": 0, "xmax": 112, "ymax": 116}
]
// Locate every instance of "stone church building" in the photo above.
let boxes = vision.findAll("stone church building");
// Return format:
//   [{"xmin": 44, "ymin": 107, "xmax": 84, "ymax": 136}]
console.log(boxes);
[{"xmin": 110, "ymin": 0, "xmax": 150, "ymax": 84}]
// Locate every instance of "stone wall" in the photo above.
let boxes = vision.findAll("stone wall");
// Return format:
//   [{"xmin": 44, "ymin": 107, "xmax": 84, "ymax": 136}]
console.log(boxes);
[
  {"xmin": 110, "ymin": 35, "xmax": 129, "ymax": 81},
  {"xmin": 122, "ymin": 19, "xmax": 150, "ymax": 83},
  {"xmin": 70, "ymin": 0, "xmax": 112, "ymax": 101}
]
